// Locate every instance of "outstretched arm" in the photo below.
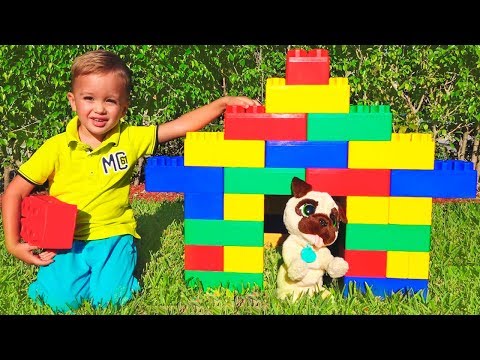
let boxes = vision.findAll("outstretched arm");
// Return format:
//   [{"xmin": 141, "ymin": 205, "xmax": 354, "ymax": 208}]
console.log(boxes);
[{"xmin": 157, "ymin": 96, "xmax": 260, "ymax": 143}]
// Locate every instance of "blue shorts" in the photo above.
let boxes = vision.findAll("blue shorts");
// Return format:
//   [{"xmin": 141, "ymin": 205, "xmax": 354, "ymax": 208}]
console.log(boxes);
[{"xmin": 28, "ymin": 234, "xmax": 141, "ymax": 313}]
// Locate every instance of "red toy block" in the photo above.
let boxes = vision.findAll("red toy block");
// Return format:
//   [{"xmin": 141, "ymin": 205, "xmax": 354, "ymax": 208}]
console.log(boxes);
[
  {"xmin": 224, "ymin": 105, "xmax": 307, "ymax": 141},
  {"xmin": 344, "ymin": 250, "xmax": 387, "ymax": 277},
  {"xmin": 20, "ymin": 195, "xmax": 77, "ymax": 249},
  {"xmin": 306, "ymin": 168, "xmax": 391, "ymax": 196},
  {"xmin": 286, "ymin": 49, "xmax": 330, "ymax": 85},
  {"xmin": 184, "ymin": 245, "xmax": 224, "ymax": 271}
]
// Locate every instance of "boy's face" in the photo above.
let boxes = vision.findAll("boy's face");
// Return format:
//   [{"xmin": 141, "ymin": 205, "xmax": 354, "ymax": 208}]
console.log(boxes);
[{"xmin": 67, "ymin": 72, "xmax": 129, "ymax": 142}]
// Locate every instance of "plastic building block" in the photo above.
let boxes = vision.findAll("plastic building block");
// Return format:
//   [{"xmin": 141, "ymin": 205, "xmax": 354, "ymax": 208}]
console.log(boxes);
[
  {"xmin": 345, "ymin": 224, "xmax": 431, "ymax": 252},
  {"xmin": 347, "ymin": 196, "xmax": 390, "ymax": 224},
  {"xmin": 184, "ymin": 132, "xmax": 264, "ymax": 168},
  {"xmin": 386, "ymin": 251, "xmax": 430, "ymax": 279},
  {"xmin": 224, "ymin": 167, "xmax": 305, "ymax": 195},
  {"xmin": 307, "ymin": 105, "xmax": 392, "ymax": 141},
  {"xmin": 184, "ymin": 219, "xmax": 264, "ymax": 246},
  {"xmin": 224, "ymin": 194, "xmax": 264, "ymax": 221},
  {"xmin": 224, "ymin": 105, "xmax": 307, "ymax": 141},
  {"xmin": 285, "ymin": 49, "xmax": 330, "ymax": 85},
  {"xmin": 344, "ymin": 250, "xmax": 387, "ymax": 278},
  {"xmin": 264, "ymin": 233, "xmax": 287, "ymax": 248},
  {"xmin": 391, "ymin": 160, "xmax": 478, "ymax": 198},
  {"xmin": 389, "ymin": 197, "xmax": 432, "ymax": 225},
  {"xmin": 343, "ymin": 276, "xmax": 428, "ymax": 299},
  {"xmin": 184, "ymin": 193, "xmax": 223, "ymax": 220},
  {"xmin": 266, "ymin": 141, "xmax": 348, "ymax": 168},
  {"xmin": 306, "ymin": 168, "xmax": 391, "ymax": 196},
  {"xmin": 184, "ymin": 245, "xmax": 223, "ymax": 271},
  {"xmin": 223, "ymin": 246, "xmax": 264, "ymax": 273},
  {"xmin": 145, "ymin": 156, "xmax": 224, "ymax": 193},
  {"xmin": 348, "ymin": 133, "xmax": 435, "ymax": 170},
  {"xmin": 20, "ymin": 195, "xmax": 77, "ymax": 249},
  {"xmin": 265, "ymin": 77, "xmax": 350, "ymax": 114},
  {"xmin": 185, "ymin": 270, "xmax": 263, "ymax": 291}
]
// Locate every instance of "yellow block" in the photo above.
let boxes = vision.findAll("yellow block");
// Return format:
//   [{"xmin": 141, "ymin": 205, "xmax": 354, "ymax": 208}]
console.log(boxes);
[
  {"xmin": 387, "ymin": 251, "xmax": 430, "ymax": 279},
  {"xmin": 348, "ymin": 134, "xmax": 435, "ymax": 169},
  {"xmin": 224, "ymin": 246, "xmax": 264, "ymax": 273},
  {"xmin": 389, "ymin": 197, "xmax": 432, "ymax": 225},
  {"xmin": 264, "ymin": 233, "xmax": 287, "ymax": 248},
  {"xmin": 184, "ymin": 132, "xmax": 264, "ymax": 167},
  {"xmin": 347, "ymin": 196, "xmax": 389, "ymax": 224},
  {"xmin": 386, "ymin": 251, "xmax": 409, "ymax": 278},
  {"xmin": 224, "ymin": 194, "xmax": 264, "ymax": 221},
  {"xmin": 265, "ymin": 77, "xmax": 350, "ymax": 113},
  {"xmin": 408, "ymin": 251, "xmax": 430, "ymax": 279}
]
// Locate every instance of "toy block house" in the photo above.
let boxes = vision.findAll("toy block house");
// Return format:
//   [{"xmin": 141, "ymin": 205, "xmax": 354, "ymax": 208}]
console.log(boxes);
[{"xmin": 146, "ymin": 49, "xmax": 478, "ymax": 298}]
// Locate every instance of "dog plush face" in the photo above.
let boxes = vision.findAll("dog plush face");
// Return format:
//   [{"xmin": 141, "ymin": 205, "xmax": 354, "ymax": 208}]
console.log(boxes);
[{"xmin": 283, "ymin": 177, "xmax": 347, "ymax": 248}]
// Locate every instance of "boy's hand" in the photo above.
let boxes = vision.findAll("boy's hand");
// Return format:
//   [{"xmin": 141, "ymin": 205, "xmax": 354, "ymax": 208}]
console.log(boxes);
[
  {"xmin": 9, "ymin": 242, "xmax": 56, "ymax": 266},
  {"xmin": 224, "ymin": 96, "xmax": 262, "ymax": 108}
]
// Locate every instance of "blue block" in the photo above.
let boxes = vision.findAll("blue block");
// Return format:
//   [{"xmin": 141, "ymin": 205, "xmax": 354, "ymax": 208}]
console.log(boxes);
[
  {"xmin": 391, "ymin": 160, "xmax": 478, "ymax": 198},
  {"xmin": 265, "ymin": 141, "xmax": 348, "ymax": 168},
  {"xmin": 343, "ymin": 276, "xmax": 428, "ymax": 300},
  {"xmin": 185, "ymin": 193, "xmax": 224, "ymax": 220},
  {"xmin": 145, "ymin": 156, "xmax": 224, "ymax": 193}
]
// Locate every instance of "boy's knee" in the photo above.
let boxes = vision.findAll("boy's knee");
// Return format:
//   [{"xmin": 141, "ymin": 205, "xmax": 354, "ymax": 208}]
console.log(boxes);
[
  {"xmin": 28, "ymin": 282, "xmax": 82, "ymax": 313},
  {"xmin": 90, "ymin": 279, "xmax": 140, "ymax": 309}
]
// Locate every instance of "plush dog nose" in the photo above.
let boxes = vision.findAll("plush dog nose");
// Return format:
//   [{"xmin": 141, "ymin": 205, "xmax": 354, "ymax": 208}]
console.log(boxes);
[{"xmin": 319, "ymin": 219, "xmax": 328, "ymax": 227}]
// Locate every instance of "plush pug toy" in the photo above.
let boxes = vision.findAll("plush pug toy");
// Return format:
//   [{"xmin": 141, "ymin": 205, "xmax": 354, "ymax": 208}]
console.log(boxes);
[{"xmin": 276, "ymin": 177, "xmax": 349, "ymax": 301}]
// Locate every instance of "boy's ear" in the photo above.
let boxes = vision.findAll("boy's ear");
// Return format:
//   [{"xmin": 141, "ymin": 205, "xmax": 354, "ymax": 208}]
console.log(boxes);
[{"xmin": 67, "ymin": 92, "xmax": 76, "ymax": 112}]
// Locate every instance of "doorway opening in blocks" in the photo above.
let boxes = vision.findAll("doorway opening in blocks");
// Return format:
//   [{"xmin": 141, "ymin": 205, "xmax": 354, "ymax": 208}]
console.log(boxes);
[{"xmin": 263, "ymin": 194, "xmax": 347, "ymax": 286}]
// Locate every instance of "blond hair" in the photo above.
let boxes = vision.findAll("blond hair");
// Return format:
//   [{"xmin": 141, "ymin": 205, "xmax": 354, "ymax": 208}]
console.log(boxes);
[{"xmin": 71, "ymin": 49, "xmax": 132, "ymax": 97}]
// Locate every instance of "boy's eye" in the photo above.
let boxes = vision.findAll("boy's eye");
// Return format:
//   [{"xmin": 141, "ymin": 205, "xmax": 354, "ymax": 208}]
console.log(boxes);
[
  {"xmin": 300, "ymin": 203, "xmax": 316, "ymax": 217},
  {"xmin": 106, "ymin": 99, "xmax": 116, "ymax": 104},
  {"xmin": 84, "ymin": 96, "xmax": 93, "ymax": 101}
]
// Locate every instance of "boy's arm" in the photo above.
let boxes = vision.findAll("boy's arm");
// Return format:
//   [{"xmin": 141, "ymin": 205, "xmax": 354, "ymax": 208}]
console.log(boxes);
[
  {"xmin": 157, "ymin": 96, "xmax": 260, "ymax": 143},
  {"xmin": 2, "ymin": 176, "xmax": 54, "ymax": 266}
]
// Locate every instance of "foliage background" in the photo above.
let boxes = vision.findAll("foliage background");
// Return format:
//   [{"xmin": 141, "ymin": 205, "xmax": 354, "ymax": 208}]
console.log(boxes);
[{"xmin": 1, "ymin": 45, "xmax": 479, "ymax": 191}]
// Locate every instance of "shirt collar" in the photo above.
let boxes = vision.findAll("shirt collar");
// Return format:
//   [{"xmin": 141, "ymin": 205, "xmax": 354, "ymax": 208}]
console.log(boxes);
[{"xmin": 66, "ymin": 115, "xmax": 121, "ymax": 148}]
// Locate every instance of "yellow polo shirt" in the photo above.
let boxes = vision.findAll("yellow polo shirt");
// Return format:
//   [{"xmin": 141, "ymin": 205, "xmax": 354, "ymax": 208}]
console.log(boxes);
[{"xmin": 18, "ymin": 116, "xmax": 158, "ymax": 240}]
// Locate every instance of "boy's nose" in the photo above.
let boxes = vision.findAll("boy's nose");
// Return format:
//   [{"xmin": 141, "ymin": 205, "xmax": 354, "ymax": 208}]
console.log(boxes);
[{"xmin": 94, "ymin": 102, "xmax": 106, "ymax": 113}]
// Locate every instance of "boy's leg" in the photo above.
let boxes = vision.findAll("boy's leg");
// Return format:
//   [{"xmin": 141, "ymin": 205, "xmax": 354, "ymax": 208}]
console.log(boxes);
[
  {"xmin": 87, "ymin": 234, "xmax": 141, "ymax": 308},
  {"xmin": 28, "ymin": 241, "xmax": 91, "ymax": 313}
]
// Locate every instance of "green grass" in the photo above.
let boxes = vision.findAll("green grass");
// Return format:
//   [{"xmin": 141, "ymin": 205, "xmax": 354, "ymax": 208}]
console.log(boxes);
[{"xmin": 1, "ymin": 200, "xmax": 479, "ymax": 315}]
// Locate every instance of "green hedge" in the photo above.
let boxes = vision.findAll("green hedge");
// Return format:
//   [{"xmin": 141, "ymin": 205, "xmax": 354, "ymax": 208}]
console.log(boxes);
[{"xmin": 1, "ymin": 45, "xmax": 479, "ymax": 191}]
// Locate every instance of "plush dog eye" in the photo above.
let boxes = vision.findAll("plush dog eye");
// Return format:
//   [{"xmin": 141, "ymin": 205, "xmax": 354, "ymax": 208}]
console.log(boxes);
[
  {"xmin": 330, "ymin": 214, "xmax": 337, "ymax": 227},
  {"xmin": 300, "ymin": 203, "xmax": 316, "ymax": 217}
]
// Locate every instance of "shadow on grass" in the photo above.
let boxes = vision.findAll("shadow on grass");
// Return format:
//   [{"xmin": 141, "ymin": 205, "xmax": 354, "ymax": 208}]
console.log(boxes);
[{"xmin": 133, "ymin": 201, "xmax": 184, "ymax": 282}]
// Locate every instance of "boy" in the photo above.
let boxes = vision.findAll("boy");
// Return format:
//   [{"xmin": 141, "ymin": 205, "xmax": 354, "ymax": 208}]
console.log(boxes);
[{"xmin": 1, "ymin": 49, "xmax": 260, "ymax": 312}]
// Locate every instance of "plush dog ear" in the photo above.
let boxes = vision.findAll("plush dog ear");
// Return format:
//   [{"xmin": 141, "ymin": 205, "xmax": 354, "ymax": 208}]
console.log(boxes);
[
  {"xmin": 291, "ymin": 177, "xmax": 312, "ymax": 198},
  {"xmin": 337, "ymin": 205, "xmax": 347, "ymax": 224},
  {"xmin": 333, "ymin": 196, "xmax": 348, "ymax": 223}
]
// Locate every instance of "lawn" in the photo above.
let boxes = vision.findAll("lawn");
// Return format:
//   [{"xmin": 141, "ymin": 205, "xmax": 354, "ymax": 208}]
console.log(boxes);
[{"xmin": 1, "ymin": 199, "xmax": 479, "ymax": 315}]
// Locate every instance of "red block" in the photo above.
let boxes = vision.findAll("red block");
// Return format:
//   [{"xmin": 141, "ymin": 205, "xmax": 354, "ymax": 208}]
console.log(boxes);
[
  {"xmin": 184, "ymin": 245, "xmax": 224, "ymax": 271},
  {"xmin": 286, "ymin": 49, "xmax": 330, "ymax": 85},
  {"xmin": 224, "ymin": 105, "xmax": 307, "ymax": 141},
  {"xmin": 345, "ymin": 250, "xmax": 387, "ymax": 278},
  {"xmin": 20, "ymin": 195, "xmax": 77, "ymax": 249},
  {"xmin": 306, "ymin": 169, "xmax": 391, "ymax": 196}
]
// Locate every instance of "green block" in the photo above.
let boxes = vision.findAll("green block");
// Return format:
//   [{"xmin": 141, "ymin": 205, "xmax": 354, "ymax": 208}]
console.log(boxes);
[
  {"xmin": 185, "ymin": 270, "xmax": 264, "ymax": 291},
  {"xmin": 225, "ymin": 167, "xmax": 305, "ymax": 194},
  {"xmin": 185, "ymin": 219, "xmax": 264, "ymax": 246},
  {"xmin": 308, "ymin": 105, "xmax": 392, "ymax": 141},
  {"xmin": 346, "ymin": 223, "xmax": 431, "ymax": 251}
]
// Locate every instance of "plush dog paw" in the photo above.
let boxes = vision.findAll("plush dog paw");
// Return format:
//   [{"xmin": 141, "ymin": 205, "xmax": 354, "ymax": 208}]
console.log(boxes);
[
  {"xmin": 287, "ymin": 259, "xmax": 308, "ymax": 281},
  {"xmin": 327, "ymin": 257, "xmax": 349, "ymax": 278}
]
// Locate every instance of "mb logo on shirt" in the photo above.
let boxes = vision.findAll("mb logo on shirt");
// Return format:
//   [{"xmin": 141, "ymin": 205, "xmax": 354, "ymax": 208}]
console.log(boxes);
[{"xmin": 102, "ymin": 151, "xmax": 128, "ymax": 174}]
